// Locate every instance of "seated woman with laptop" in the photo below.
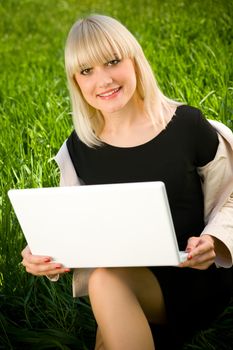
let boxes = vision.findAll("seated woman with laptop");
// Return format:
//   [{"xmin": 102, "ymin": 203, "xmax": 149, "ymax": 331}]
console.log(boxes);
[{"xmin": 21, "ymin": 14, "xmax": 233, "ymax": 350}]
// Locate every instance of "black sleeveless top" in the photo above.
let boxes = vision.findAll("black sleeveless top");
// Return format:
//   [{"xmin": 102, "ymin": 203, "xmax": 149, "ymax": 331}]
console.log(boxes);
[{"xmin": 66, "ymin": 105, "xmax": 219, "ymax": 250}]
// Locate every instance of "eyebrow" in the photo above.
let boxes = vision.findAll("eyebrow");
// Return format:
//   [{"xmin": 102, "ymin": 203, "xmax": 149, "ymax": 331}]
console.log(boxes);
[{"xmin": 78, "ymin": 53, "xmax": 121, "ymax": 70}]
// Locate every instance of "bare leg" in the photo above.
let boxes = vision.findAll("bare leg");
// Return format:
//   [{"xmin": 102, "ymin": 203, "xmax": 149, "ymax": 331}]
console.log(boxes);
[
  {"xmin": 89, "ymin": 267, "xmax": 166, "ymax": 350},
  {"xmin": 94, "ymin": 327, "xmax": 104, "ymax": 350}
]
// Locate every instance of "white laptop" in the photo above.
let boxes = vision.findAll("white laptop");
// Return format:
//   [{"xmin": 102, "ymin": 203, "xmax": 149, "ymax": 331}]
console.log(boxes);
[{"xmin": 8, "ymin": 181, "xmax": 187, "ymax": 268}]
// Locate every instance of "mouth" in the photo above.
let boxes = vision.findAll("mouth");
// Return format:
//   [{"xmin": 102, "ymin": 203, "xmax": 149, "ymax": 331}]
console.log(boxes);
[{"xmin": 97, "ymin": 87, "xmax": 122, "ymax": 99}]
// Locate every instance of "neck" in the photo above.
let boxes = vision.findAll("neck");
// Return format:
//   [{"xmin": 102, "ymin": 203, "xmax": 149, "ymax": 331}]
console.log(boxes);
[{"xmin": 101, "ymin": 95, "xmax": 146, "ymax": 134}]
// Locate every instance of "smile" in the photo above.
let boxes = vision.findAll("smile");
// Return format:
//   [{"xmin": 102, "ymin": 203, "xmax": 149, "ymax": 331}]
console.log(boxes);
[{"xmin": 97, "ymin": 87, "xmax": 121, "ymax": 98}]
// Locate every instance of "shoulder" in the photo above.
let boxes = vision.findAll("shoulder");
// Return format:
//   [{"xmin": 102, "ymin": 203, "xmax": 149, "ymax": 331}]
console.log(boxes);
[
  {"xmin": 174, "ymin": 105, "xmax": 217, "ymax": 133},
  {"xmin": 208, "ymin": 120, "xmax": 233, "ymax": 150},
  {"xmin": 176, "ymin": 104, "xmax": 200, "ymax": 115},
  {"xmin": 175, "ymin": 104, "xmax": 204, "ymax": 123}
]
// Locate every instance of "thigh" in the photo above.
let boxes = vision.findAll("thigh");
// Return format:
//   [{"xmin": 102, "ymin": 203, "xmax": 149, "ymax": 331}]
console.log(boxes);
[{"xmin": 99, "ymin": 267, "xmax": 167, "ymax": 324}]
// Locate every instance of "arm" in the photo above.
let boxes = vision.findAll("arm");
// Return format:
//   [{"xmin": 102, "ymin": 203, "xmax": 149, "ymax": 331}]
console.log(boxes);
[
  {"xmin": 200, "ymin": 131, "xmax": 233, "ymax": 267},
  {"xmin": 180, "ymin": 131, "xmax": 233, "ymax": 269}
]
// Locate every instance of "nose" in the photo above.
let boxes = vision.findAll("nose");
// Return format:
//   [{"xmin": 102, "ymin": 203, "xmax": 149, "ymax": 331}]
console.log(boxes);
[{"xmin": 97, "ymin": 68, "xmax": 113, "ymax": 88}]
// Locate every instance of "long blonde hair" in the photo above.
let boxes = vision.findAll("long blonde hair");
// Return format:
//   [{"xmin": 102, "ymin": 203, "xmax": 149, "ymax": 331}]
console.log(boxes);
[{"xmin": 65, "ymin": 14, "xmax": 182, "ymax": 147}]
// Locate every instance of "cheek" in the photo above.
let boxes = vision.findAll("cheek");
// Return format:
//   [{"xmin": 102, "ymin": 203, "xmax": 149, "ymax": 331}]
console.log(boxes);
[
  {"xmin": 74, "ymin": 76, "xmax": 98, "ymax": 107},
  {"xmin": 124, "ymin": 64, "xmax": 137, "ymax": 89},
  {"xmin": 75, "ymin": 74, "xmax": 93, "ymax": 92},
  {"xmin": 78, "ymin": 81, "xmax": 94, "ymax": 100},
  {"xmin": 126, "ymin": 70, "xmax": 137, "ymax": 92}
]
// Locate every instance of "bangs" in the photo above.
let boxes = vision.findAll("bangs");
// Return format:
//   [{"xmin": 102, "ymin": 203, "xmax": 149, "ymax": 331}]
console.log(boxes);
[{"xmin": 66, "ymin": 17, "xmax": 135, "ymax": 75}]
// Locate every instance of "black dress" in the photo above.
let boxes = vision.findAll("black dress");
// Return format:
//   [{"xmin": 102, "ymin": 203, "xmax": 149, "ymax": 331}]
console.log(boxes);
[{"xmin": 66, "ymin": 105, "xmax": 233, "ymax": 348}]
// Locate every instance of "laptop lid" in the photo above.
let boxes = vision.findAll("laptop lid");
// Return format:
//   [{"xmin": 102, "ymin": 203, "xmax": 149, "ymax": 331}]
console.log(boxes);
[{"xmin": 8, "ymin": 181, "xmax": 185, "ymax": 268}]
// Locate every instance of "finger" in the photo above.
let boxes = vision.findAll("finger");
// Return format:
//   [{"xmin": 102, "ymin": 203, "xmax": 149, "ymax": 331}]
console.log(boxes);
[
  {"xmin": 25, "ymin": 262, "xmax": 70, "ymax": 276},
  {"xmin": 193, "ymin": 249, "xmax": 216, "ymax": 264},
  {"xmin": 21, "ymin": 245, "xmax": 31, "ymax": 258},
  {"xmin": 21, "ymin": 247, "xmax": 52, "ymax": 265},
  {"xmin": 189, "ymin": 257, "xmax": 215, "ymax": 270},
  {"xmin": 189, "ymin": 238, "xmax": 214, "ymax": 259},
  {"xmin": 179, "ymin": 250, "xmax": 215, "ymax": 269},
  {"xmin": 185, "ymin": 237, "xmax": 200, "ymax": 253},
  {"xmin": 27, "ymin": 267, "xmax": 70, "ymax": 276},
  {"xmin": 179, "ymin": 259, "xmax": 214, "ymax": 270},
  {"xmin": 22, "ymin": 255, "xmax": 52, "ymax": 266}
]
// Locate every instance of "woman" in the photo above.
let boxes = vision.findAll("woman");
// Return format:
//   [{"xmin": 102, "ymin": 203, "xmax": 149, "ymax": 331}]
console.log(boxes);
[{"xmin": 21, "ymin": 14, "xmax": 233, "ymax": 350}]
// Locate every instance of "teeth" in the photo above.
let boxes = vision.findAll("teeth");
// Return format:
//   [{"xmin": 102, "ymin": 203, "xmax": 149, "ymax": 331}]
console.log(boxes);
[{"xmin": 99, "ymin": 88, "xmax": 119, "ymax": 97}]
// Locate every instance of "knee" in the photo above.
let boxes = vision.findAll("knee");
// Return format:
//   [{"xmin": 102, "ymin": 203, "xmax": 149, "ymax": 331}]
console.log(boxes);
[{"xmin": 88, "ymin": 267, "xmax": 112, "ymax": 296}]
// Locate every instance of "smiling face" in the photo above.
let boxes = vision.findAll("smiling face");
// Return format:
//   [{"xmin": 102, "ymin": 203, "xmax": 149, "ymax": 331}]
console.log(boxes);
[
  {"xmin": 74, "ymin": 57, "xmax": 138, "ymax": 117},
  {"xmin": 65, "ymin": 15, "xmax": 149, "ymax": 145}
]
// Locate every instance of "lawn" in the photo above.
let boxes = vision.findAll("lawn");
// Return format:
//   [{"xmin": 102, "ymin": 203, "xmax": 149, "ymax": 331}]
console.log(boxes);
[{"xmin": 0, "ymin": 0, "xmax": 233, "ymax": 349}]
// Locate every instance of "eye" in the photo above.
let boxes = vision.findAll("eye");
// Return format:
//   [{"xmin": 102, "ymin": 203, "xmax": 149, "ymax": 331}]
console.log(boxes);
[
  {"xmin": 106, "ymin": 59, "xmax": 121, "ymax": 66},
  {"xmin": 80, "ymin": 67, "xmax": 92, "ymax": 75}
]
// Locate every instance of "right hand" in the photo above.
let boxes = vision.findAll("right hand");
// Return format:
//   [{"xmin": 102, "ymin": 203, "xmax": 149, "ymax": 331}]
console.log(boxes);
[{"xmin": 21, "ymin": 245, "xmax": 70, "ymax": 276}]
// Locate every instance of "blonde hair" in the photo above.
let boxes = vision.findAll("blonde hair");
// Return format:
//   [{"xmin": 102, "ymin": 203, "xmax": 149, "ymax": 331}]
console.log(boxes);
[{"xmin": 65, "ymin": 14, "xmax": 182, "ymax": 147}]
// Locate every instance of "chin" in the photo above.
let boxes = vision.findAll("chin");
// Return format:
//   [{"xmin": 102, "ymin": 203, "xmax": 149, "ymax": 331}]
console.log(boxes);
[{"xmin": 103, "ymin": 103, "xmax": 127, "ymax": 114}]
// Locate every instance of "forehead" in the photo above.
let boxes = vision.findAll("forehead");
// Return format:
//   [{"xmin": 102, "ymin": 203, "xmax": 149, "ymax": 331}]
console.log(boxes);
[{"xmin": 74, "ymin": 21, "xmax": 129, "ymax": 70}]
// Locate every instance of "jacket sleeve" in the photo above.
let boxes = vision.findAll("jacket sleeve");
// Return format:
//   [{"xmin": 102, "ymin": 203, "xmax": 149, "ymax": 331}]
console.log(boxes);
[
  {"xmin": 198, "ymin": 132, "xmax": 233, "ymax": 267},
  {"xmin": 54, "ymin": 140, "xmax": 82, "ymax": 187}
]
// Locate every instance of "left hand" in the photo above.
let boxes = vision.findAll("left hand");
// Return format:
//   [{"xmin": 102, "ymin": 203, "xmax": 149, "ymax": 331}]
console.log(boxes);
[{"xmin": 179, "ymin": 234, "xmax": 216, "ymax": 270}]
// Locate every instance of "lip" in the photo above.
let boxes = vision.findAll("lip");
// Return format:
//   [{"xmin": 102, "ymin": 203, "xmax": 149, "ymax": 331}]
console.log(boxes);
[{"xmin": 97, "ymin": 87, "xmax": 122, "ymax": 99}]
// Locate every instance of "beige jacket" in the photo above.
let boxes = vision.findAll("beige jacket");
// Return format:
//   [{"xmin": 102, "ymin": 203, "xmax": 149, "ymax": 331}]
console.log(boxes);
[{"xmin": 53, "ymin": 120, "xmax": 233, "ymax": 297}]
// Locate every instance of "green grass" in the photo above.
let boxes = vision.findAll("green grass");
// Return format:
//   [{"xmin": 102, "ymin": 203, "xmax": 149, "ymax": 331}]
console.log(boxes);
[{"xmin": 0, "ymin": 0, "xmax": 233, "ymax": 349}]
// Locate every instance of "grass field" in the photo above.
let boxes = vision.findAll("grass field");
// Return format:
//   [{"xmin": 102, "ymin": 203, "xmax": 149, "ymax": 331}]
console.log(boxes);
[{"xmin": 0, "ymin": 0, "xmax": 233, "ymax": 349}]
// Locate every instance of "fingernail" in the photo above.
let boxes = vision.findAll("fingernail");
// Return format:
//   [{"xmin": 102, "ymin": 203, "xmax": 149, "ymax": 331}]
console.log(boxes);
[
  {"xmin": 44, "ymin": 258, "xmax": 50, "ymax": 262},
  {"xmin": 55, "ymin": 265, "xmax": 62, "ymax": 269},
  {"xmin": 64, "ymin": 268, "xmax": 70, "ymax": 272},
  {"xmin": 188, "ymin": 255, "xmax": 192, "ymax": 260}
]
